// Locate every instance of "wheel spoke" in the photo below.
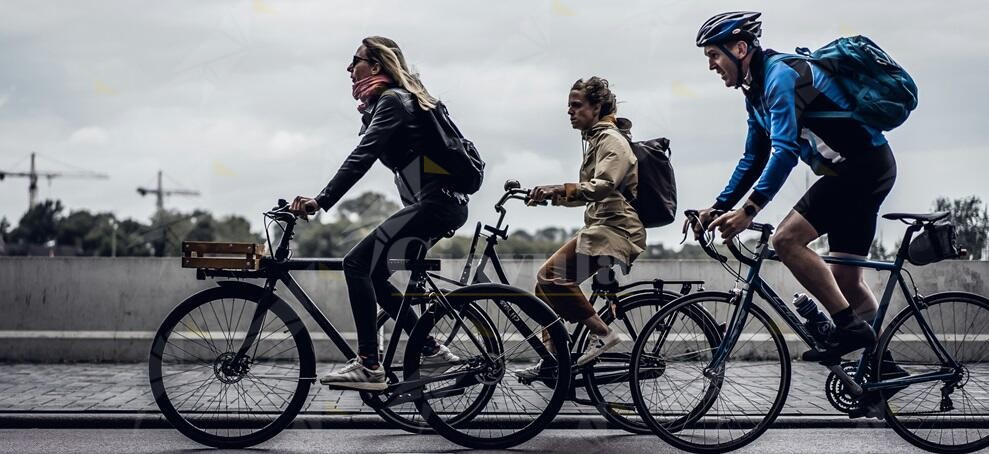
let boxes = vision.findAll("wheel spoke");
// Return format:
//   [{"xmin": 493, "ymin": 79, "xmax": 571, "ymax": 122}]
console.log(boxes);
[{"xmin": 630, "ymin": 294, "xmax": 787, "ymax": 451}]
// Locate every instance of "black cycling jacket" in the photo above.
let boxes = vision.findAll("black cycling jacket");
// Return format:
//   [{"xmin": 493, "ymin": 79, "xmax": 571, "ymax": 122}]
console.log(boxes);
[{"xmin": 315, "ymin": 87, "xmax": 455, "ymax": 210}]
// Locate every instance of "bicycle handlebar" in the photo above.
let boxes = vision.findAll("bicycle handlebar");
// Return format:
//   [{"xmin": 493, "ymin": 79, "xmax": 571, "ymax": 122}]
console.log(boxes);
[
  {"xmin": 684, "ymin": 209, "xmax": 774, "ymax": 266},
  {"xmin": 265, "ymin": 198, "xmax": 320, "ymax": 224},
  {"xmin": 495, "ymin": 181, "xmax": 547, "ymax": 213},
  {"xmin": 683, "ymin": 210, "xmax": 729, "ymax": 263}
]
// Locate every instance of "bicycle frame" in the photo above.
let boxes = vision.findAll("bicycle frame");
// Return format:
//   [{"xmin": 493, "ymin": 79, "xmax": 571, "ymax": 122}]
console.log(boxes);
[
  {"xmin": 452, "ymin": 191, "xmax": 704, "ymax": 397},
  {"xmin": 706, "ymin": 220, "xmax": 962, "ymax": 396},
  {"xmin": 197, "ymin": 213, "xmax": 502, "ymax": 408}
]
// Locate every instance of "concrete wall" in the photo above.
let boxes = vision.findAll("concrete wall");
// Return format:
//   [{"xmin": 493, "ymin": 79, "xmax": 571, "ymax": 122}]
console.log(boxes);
[{"xmin": 0, "ymin": 257, "xmax": 986, "ymax": 361}]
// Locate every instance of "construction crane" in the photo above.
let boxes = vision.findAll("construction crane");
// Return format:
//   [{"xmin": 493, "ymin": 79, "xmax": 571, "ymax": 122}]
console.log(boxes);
[
  {"xmin": 0, "ymin": 152, "xmax": 109, "ymax": 207},
  {"xmin": 137, "ymin": 170, "xmax": 200, "ymax": 212},
  {"xmin": 137, "ymin": 170, "xmax": 200, "ymax": 257}
]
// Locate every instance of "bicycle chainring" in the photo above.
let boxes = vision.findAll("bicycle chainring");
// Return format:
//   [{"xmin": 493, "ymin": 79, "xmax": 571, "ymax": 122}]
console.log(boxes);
[{"xmin": 825, "ymin": 361, "xmax": 869, "ymax": 414}]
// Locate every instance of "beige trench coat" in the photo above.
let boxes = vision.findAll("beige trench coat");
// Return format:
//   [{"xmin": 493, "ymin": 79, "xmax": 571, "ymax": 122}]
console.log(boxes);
[{"xmin": 560, "ymin": 120, "xmax": 646, "ymax": 269}]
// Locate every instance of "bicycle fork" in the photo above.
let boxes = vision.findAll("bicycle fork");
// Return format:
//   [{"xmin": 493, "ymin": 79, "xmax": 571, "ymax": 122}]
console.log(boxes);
[
  {"xmin": 704, "ymin": 287, "xmax": 749, "ymax": 381},
  {"xmin": 220, "ymin": 278, "xmax": 281, "ymax": 378}
]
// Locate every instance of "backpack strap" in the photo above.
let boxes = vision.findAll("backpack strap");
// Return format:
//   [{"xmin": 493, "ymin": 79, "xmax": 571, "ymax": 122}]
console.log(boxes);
[
  {"xmin": 775, "ymin": 52, "xmax": 856, "ymax": 121},
  {"xmin": 758, "ymin": 53, "xmax": 855, "ymax": 123},
  {"xmin": 596, "ymin": 125, "xmax": 638, "ymax": 203}
]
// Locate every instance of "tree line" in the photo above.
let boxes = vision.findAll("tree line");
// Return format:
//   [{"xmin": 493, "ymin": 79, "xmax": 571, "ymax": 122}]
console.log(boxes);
[{"xmin": 1, "ymin": 192, "xmax": 986, "ymax": 260}]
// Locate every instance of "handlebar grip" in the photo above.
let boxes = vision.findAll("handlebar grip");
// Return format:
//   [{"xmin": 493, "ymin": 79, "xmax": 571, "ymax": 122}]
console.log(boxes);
[{"xmin": 520, "ymin": 188, "xmax": 550, "ymax": 206}]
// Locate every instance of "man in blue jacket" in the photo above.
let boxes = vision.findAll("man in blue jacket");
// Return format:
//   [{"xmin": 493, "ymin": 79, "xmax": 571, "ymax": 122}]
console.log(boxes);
[{"xmin": 692, "ymin": 12, "xmax": 897, "ymax": 362}]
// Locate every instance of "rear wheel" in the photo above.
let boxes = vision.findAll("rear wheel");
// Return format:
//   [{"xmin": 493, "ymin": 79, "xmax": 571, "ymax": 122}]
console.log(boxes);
[
  {"xmin": 405, "ymin": 284, "xmax": 571, "ymax": 449},
  {"xmin": 879, "ymin": 292, "xmax": 989, "ymax": 454},
  {"xmin": 579, "ymin": 291, "xmax": 684, "ymax": 434},
  {"xmin": 149, "ymin": 284, "xmax": 314, "ymax": 448}
]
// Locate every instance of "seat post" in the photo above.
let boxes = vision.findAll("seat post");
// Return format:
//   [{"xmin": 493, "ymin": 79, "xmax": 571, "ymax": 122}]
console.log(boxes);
[
  {"xmin": 592, "ymin": 267, "xmax": 619, "ymax": 294},
  {"xmin": 894, "ymin": 222, "xmax": 924, "ymax": 262}
]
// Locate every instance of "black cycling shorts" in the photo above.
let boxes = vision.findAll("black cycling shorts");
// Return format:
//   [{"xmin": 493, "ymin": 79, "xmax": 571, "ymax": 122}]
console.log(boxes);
[{"xmin": 794, "ymin": 144, "xmax": 896, "ymax": 256}]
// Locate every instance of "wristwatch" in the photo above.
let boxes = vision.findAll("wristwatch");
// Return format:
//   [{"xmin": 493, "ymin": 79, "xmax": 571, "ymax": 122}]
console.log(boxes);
[{"xmin": 743, "ymin": 204, "xmax": 758, "ymax": 217}]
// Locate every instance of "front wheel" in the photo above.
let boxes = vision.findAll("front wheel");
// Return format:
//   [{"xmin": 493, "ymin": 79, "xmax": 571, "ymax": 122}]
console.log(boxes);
[
  {"xmin": 630, "ymin": 291, "xmax": 791, "ymax": 454},
  {"xmin": 404, "ymin": 283, "xmax": 571, "ymax": 450},
  {"xmin": 362, "ymin": 304, "xmax": 497, "ymax": 434},
  {"xmin": 878, "ymin": 292, "xmax": 989, "ymax": 454},
  {"xmin": 358, "ymin": 310, "xmax": 431, "ymax": 433},
  {"xmin": 149, "ymin": 284, "xmax": 314, "ymax": 449}
]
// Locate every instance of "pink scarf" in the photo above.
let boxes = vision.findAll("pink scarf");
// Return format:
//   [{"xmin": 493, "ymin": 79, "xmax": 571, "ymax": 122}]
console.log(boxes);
[{"xmin": 352, "ymin": 74, "xmax": 394, "ymax": 113}]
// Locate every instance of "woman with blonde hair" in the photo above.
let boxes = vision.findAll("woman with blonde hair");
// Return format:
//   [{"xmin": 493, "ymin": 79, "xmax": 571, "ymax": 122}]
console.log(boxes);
[
  {"xmin": 289, "ymin": 36, "xmax": 467, "ymax": 390},
  {"xmin": 525, "ymin": 77, "xmax": 646, "ymax": 372}
]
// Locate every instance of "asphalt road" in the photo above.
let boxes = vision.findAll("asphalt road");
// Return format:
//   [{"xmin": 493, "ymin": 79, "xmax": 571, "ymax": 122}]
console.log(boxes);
[{"xmin": 0, "ymin": 428, "xmax": 935, "ymax": 453}]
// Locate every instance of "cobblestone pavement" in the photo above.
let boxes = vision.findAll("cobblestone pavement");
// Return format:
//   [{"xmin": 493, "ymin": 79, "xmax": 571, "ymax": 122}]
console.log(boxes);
[{"xmin": 0, "ymin": 362, "xmax": 840, "ymax": 415}]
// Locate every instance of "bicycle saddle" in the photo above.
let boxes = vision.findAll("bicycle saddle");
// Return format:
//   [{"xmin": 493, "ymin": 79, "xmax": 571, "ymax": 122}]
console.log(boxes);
[{"xmin": 882, "ymin": 211, "xmax": 949, "ymax": 223}]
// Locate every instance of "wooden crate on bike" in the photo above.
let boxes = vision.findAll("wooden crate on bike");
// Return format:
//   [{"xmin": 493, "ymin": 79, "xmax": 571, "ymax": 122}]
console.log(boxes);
[{"xmin": 181, "ymin": 241, "xmax": 266, "ymax": 270}]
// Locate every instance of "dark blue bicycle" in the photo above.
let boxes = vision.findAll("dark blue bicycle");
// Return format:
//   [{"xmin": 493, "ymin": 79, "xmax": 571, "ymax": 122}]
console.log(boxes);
[{"xmin": 629, "ymin": 210, "xmax": 989, "ymax": 453}]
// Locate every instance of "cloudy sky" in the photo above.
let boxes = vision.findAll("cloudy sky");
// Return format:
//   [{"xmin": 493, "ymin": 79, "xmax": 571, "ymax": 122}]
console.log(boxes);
[{"xmin": 1, "ymin": 0, "xmax": 986, "ymax": 248}]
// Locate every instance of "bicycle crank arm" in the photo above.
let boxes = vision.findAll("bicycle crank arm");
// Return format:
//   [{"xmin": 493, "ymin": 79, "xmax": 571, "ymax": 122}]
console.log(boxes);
[
  {"xmin": 826, "ymin": 364, "xmax": 863, "ymax": 396},
  {"xmin": 383, "ymin": 378, "xmax": 475, "ymax": 407},
  {"xmin": 249, "ymin": 375, "xmax": 318, "ymax": 382}
]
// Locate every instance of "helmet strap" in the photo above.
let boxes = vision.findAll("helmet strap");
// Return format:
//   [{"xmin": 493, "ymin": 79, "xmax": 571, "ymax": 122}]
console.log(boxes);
[{"xmin": 717, "ymin": 43, "xmax": 745, "ymax": 88}]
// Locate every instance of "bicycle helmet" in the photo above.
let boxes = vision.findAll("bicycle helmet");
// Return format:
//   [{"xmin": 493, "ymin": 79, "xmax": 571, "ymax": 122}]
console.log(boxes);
[
  {"xmin": 696, "ymin": 11, "xmax": 762, "ymax": 47},
  {"xmin": 696, "ymin": 12, "xmax": 763, "ymax": 87}
]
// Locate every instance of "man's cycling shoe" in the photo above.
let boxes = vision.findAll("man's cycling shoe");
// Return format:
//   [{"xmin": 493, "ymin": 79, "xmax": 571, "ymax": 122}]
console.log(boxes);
[{"xmin": 802, "ymin": 320, "xmax": 876, "ymax": 363}]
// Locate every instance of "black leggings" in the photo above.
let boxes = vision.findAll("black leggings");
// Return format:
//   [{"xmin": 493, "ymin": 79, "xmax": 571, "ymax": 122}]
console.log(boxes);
[{"xmin": 343, "ymin": 196, "xmax": 468, "ymax": 357}]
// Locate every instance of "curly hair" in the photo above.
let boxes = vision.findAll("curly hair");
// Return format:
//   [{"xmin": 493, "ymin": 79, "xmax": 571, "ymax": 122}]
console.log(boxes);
[{"xmin": 571, "ymin": 77, "xmax": 617, "ymax": 118}]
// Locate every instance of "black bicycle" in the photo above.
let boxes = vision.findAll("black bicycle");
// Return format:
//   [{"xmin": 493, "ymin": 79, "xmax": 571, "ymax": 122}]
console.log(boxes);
[
  {"xmin": 429, "ymin": 180, "xmax": 710, "ymax": 434},
  {"xmin": 148, "ymin": 199, "xmax": 572, "ymax": 450},
  {"xmin": 629, "ymin": 210, "xmax": 989, "ymax": 453}
]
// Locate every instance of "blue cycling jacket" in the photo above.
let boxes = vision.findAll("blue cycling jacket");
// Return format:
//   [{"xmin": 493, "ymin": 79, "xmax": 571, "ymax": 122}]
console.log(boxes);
[{"xmin": 713, "ymin": 48, "xmax": 887, "ymax": 210}]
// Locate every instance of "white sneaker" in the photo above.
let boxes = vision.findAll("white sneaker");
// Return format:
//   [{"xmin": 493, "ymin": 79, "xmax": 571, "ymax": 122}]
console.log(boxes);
[
  {"xmin": 420, "ymin": 344, "xmax": 461, "ymax": 375},
  {"xmin": 514, "ymin": 360, "xmax": 546, "ymax": 384},
  {"xmin": 319, "ymin": 358, "xmax": 387, "ymax": 391},
  {"xmin": 577, "ymin": 329, "xmax": 620, "ymax": 367}
]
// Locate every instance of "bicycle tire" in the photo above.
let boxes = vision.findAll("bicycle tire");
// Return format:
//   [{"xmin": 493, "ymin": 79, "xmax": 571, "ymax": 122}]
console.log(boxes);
[
  {"xmin": 358, "ymin": 310, "xmax": 430, "ymax": 433},
  {"xmin": 578, "ymin": 290, "xmax": 684, "ymax": 434},
  {"xmin": 878, "ymin": 291, "xmax": 989, "ymax": 454},
  {"xmin": 630, "ymin": 291, "xmax": 790, "ymax": 453},
  {"xmin": 149, "ymin": 283, "xmax": 315, "ymax": 449},
  {"xmin": 404, "ymin": 283, "xmax": 571, "ymax": 449},
  {"xmin": 362, "ymin": 303, "xmax": 499, "ymax": 434}
]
